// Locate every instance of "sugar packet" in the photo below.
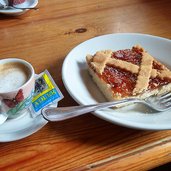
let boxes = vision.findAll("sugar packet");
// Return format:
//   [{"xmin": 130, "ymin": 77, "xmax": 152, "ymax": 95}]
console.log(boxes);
[{"xmin": 30, "ymin": 70, "xmax": 63, "ymax": 116}]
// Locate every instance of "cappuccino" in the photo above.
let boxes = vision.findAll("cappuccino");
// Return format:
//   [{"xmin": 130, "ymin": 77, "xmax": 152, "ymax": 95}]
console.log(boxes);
[{"xmin": 0, "ymin": 62, "xmax": 30, "ymax": 92}]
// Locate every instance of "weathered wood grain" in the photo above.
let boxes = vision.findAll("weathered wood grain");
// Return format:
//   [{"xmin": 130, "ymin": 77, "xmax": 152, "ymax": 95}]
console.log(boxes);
[{"xmin": 0, "ymin": 0, "xmax": 171, "ymax": 170}]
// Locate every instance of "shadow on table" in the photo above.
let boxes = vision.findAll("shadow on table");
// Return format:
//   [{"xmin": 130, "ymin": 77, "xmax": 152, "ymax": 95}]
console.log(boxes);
[
  {"xmin": 46, "ymin": 113, "xmax": 154, "ymax": 147},
  {"xmin": 150, "ymin": 162, "xmax": 171, "ymax": 171}
]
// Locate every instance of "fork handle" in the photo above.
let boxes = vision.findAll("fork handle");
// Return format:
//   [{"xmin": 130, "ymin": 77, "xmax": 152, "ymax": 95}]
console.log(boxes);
[{"xmin": 41, "ymin": 98, "xmax": 138, "ymax": 121}]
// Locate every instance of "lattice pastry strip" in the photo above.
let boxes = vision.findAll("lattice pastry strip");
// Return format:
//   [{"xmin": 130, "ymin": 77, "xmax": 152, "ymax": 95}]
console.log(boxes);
[{"xmin": 133, "ymin": 52, "xmax": 153, "ymax": 95}]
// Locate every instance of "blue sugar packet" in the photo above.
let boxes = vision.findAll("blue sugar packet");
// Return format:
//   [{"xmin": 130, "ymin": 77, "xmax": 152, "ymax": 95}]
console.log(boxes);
[{"xmin": 31, "ymin": 70, "xmax": 63, "ymax": 114}]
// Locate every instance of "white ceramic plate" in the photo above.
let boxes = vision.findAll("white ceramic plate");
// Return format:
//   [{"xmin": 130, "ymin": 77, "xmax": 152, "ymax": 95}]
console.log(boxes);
[
  {"xmin": 0, "ymin": 0, "xmax": 38, "ymax": 16},
  {"xmin": 62, "ymin": 33, "xmax": 171, "ymax": 130}
]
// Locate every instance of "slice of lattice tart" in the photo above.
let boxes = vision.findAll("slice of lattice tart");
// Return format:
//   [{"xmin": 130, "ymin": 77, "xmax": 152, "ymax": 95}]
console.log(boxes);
[{"xmin": 86, "ymin": 45, "xmax": 171, "ymax": 103}]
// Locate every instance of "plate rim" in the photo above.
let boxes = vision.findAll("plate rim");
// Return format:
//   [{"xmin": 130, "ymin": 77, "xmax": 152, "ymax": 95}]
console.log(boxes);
[{"xmin": 62, "ymin": 33, "xmax": 171, "ymax": 130}]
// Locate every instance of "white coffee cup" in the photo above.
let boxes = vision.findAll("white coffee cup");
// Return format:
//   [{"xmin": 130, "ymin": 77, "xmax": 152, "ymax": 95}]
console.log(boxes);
[{"xmin": 0, "ymin": 58, "xmax": 35, "ymax": 123}]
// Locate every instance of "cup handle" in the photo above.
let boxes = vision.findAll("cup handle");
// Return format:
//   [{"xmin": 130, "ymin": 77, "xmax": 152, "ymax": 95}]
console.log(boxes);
[{"xmin": 0, "ymin": 97, "xmax": 8, "ymax": 125}]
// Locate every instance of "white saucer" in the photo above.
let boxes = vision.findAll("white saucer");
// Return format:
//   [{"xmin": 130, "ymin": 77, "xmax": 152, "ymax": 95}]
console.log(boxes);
[
  {"xmin": 0, "ymin": 0, "xmax": 38, "ymax": 16},
  {"xmin": 0, "ymin": 102, "xmax": 57, "ymax": 142}
]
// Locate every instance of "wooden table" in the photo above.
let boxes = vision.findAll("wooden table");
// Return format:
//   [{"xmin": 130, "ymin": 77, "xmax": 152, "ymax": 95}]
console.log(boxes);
[{"xmin": 0, "ymin": 0, "xmax": 171, "ymax": 170}]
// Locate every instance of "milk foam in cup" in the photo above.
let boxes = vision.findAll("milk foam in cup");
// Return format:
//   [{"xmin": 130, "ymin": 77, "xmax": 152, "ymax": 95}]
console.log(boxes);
[
  {"xmin": 0, "ymin": 58, "xmax": 35, "ymax": 121},
  {"xmin": 0, "ymin": 62, "xmax": 30, "ymax": 92}
]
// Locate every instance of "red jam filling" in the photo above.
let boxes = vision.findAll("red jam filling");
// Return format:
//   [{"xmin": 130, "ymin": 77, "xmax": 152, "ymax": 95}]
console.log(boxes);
[
  {"xmin": 99, "ymin": 49, "xmax": 171, "ymax": 97},
  {"xmin": 101, "ymin": 66, "xmax": 137, "ymax": 97},
  {"xmin": 153, "ymin": 61, "xmax": 163, "ymax": 70},
  {"xmin": 112, "ymin": 49, "xmax": 142, "ymax": 65},
  {"xmin": 149, "ymin": 61, "xmax": 171, "ymax": 90},
  {"xmin": 148, "ymin": 77, "xmax": 171, "ymax": 90}
]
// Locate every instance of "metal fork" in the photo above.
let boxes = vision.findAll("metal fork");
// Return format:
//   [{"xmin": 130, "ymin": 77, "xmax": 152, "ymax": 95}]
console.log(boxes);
[{"xmin": 41, "ymin": 92, "xmax": 171, "ymax": 122}]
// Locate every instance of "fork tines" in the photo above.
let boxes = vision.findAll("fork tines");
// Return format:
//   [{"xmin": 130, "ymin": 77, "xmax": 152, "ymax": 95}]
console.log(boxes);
[{"xmin": 157, "ymin": 92, "xmax": 171, "ymax": 100}]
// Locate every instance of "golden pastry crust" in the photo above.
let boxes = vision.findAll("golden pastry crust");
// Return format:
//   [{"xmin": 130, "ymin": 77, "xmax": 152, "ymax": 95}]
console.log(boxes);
[{"xmin": 86, "ymin": 45, "xmax": 171, "ymax": 103}]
